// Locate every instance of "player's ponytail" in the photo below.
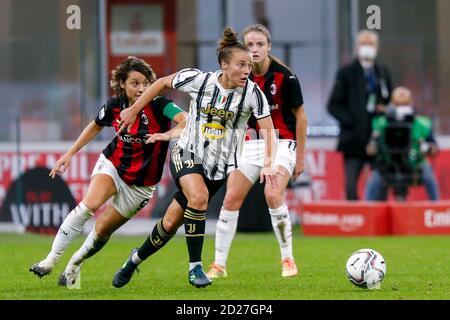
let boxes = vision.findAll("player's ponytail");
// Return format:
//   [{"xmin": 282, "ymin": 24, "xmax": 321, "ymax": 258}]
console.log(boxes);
[{"xmin": 217, "ymin": 27, "xmax": 249, "ymax": 65}]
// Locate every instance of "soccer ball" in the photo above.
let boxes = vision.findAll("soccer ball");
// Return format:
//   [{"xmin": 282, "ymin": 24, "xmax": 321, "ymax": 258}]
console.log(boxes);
[{"xmin": 345, "ymin": 248, "xmax": 386, "ymax": 289}]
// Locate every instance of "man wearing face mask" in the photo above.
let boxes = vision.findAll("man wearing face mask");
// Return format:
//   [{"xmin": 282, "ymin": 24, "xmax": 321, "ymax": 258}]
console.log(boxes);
[
  {"xmin": 327, "ymin": 30, "xmax": 393, "ymax": 200},
  {"xmin": 364, "ymin": 87, "xmax": 439, "ymax": 201}
]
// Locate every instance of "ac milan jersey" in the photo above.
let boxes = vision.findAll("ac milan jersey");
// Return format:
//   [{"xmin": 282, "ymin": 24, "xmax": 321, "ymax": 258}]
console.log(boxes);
[
  {"xmin": 249, "ymin": 58, "xmax": 304, "ymax": 140},
  {"xmin": 172, "ymin": 68, "xmax": 271, "ymax": 180},
  {"xmin": 95, "ymin": 95, "xmax": 177, "ymax": 186}
]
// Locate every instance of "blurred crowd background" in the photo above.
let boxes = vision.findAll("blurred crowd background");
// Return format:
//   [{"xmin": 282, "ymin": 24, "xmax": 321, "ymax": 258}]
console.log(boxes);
[{"xmin": 0, "ymin": 0, "xmax": 449, "ymax": 142}]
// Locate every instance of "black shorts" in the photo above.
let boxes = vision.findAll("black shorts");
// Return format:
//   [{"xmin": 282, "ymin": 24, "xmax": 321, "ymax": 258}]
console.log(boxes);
[{"xmin": 169, "ymin": 145, "xmax": 225, "ymax": 210}]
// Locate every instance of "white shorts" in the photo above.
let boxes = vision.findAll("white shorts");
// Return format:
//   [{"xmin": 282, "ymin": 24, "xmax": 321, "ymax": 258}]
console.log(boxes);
[
  {"xmin": 237, "ymin": 139, "xmax": 297, "ymax": 184},
  {"xmin": 91, "ymin": 154, "xmax": 156, "ymax": 219}
]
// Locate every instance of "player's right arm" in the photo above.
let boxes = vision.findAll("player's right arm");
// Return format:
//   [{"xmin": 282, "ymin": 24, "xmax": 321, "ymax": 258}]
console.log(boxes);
[
  {"xmin": 118, "ymin": 74, "xmax": 177, "ymax": 135},
  {"xmin": 50, "ymin": 121, "xmax": 103, "ymax": 178}
]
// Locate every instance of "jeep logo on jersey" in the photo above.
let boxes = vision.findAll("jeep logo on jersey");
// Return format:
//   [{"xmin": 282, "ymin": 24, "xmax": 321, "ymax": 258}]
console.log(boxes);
[
  {"xmin": 201, "ymin": 104, "xmax": 235, "ymax": 121},
  {"xmin": 141, "ymin": 113, "xmax": 149, "ymax": 125},
  {"xmin": 0, "ymin": 167, "xmax": 76, "ymax": 234},
  {"xmin": 202, "ymin": 123, "xmax": 226, "ymax": 140}
]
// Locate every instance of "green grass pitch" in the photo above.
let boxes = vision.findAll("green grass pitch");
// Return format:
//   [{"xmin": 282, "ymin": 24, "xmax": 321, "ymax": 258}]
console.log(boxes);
[{"xmin": 0, "ymin": 232, "xmax": 449, "ymax": 300}]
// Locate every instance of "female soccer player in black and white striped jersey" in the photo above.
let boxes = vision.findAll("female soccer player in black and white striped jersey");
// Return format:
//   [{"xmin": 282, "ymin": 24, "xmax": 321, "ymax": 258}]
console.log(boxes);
[
  {"xmin": 113, "ymin": 27, "xmax": 281, "ymax": 288},
  {"xmin": 29, "ymin": 56, "xmax": 187, "ymax": 288},
  {"xmin": 207, "ymin": 24, "xmax": 308, "ymax": 279}
]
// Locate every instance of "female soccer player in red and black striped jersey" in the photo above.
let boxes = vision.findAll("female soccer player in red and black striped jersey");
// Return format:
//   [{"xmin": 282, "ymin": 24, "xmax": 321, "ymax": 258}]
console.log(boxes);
[
  {"xmin": 30, "ymin": 56, "xmax": 187, "ymax": 288},
  {"xmin": 207, "ymin": 24, "xmax": 308, "ymax": 279},
  {"xmin": 113, "ymin": 27, "xmax": 281, "ymax": 289}
]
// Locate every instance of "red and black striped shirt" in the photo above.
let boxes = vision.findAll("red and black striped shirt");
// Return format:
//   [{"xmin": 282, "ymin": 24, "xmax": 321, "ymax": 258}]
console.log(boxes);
[
  {"xmin": 95, "ymin": 95, "xmax": 178, "ymax": 186},
  {"xmin": 248, "ymin": 58, "xmax": 304, "ymax": 140}
]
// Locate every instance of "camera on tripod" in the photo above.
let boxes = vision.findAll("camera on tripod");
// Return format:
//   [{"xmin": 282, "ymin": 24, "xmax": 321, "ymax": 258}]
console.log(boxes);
[{"xmin": 374, "ymin": 106, "xmax": 420, "ymax": 200}]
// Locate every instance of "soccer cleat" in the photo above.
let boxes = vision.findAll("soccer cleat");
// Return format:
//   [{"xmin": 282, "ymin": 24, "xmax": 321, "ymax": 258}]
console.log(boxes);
[
  {"xmin": 29, "ymin": 258, "xmax": 55, "ymax": 278},
  {"xmin": 206, "ymin": 262, "xmax": 228, "ymax": 279},
  {"xmin": 112, "ymin": 248, "xmax": 140, "ymax": 288},
  {"xmin": 188, "ymin": 265, "xmax": 212, "ymax": 288},
  {"xmin": 281, "ymin": 258, "xmax": 298, "ymax": 277},
  {"xmin": 58, "ymin": 261, "xmax": 84, "ymax": 289}
]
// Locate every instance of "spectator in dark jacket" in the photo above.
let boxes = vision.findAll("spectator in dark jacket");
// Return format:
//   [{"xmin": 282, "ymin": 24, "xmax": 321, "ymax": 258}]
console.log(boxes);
[{"xmin": 327, "ymin": 30, "xmax": 393, "ymax": 200}]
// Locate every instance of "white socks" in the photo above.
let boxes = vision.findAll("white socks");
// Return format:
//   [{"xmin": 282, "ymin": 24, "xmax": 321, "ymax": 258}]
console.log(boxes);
[
  {"xmin": 64, "ymin": 228, "xmax": 108, "ymax": 272},
  {"xmin": 269, "ymin": 204, "xmax": 293, "ymax": 260},
  {"xmin": 213, "ymin": 204, "xmax": 294, "ymax": 268},
  {"xmin": 189, "ymin": 262, "xmax": 202, "ymax": 271},
  {"xmin": 131, "ymin": 252, "xmax": 143, "ymax": 265},
  {"xmin": 214, "ymin": 208, "xmax": 239, "ymax": 267},
  {"xmin": 45, "ymin": 202, "xmax": 94, "ymax": 264}
]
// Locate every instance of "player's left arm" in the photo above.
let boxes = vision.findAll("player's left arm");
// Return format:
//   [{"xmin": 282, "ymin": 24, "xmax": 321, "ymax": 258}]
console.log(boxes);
[
  {"xmin": 257, "ymin": 116, "xmax": 284, "ymax": 187},
  {"xmin": 285, "ymin": 71, "xmax": 307, "ymax": 180},
  {"xmin": 146, "ymin": 102, "xmax": 189, "ymax": 143},
  {"xmin": 251, "ymin": 84, "xmax": 283, "ymax": 187},
  {"xmin": 293, "ymin": 105, "xmax": 307, "ymax": 179}
]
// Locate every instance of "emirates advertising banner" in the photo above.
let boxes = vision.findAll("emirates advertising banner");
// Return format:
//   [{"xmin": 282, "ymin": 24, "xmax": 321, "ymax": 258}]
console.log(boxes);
[
  {"xmin": 0, "ymin": 143, "xmax": 162, "ymax": 233},
  {"xmin": 0, "ymin": 167, "xmax": 76, "ymax": 234},
  {"xmin": 1, "ymin": 143, "xmax": 449, "ymax": 234}
]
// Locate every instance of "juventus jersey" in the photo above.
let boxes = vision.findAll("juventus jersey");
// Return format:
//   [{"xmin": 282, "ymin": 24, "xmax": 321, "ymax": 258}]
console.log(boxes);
[{"xmin": 172, "ymin": 68, "xmax": 271, "ymax": 180}]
